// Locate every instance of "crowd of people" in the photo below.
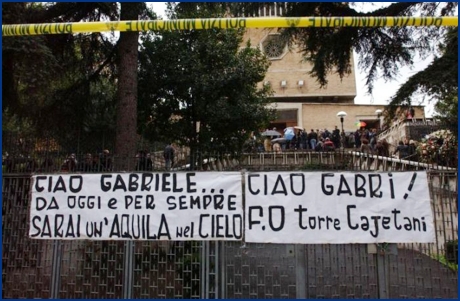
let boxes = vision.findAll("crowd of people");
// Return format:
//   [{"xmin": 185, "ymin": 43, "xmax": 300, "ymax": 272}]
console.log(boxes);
[
  {"xmin": 255, "ymin": 126, "xmax": 420, "ymax": 161},
  {"xmin": 2, "ymin": 146, "xmax": 176, "ymax": 173},
  {"xmin": 134, "ymin": 144, "xmax": 175, "ymax": 171},
  {"xmin": 257, "ymin": 127, "xmax": 382, "ymax": 152},
  {"xmin": 2, "ymin": 149, "xmax": 113, "ymax": 173},
  {"xmin": 60, "ymin": 149, "xmax": 113, "ymax": 172},
  {"xmin": 260, "ymin": 126, "xmax": 343, "ymax": 153},
  {"xmin": 60, "ymin": 145, "xmax": 176, "ymax": 172}
]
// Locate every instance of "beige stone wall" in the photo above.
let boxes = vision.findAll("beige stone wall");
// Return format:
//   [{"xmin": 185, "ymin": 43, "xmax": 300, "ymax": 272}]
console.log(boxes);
[
  {"xmin": 242, "ymin": 28, "xmax": 357, "ymax": 98},
  {"xmin": 300, "ymin": 103, "xmax": 425, "ymax": 133}
]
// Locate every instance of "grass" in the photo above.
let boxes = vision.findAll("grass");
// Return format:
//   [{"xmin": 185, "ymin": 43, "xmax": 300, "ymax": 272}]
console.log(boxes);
[{"xmin": 430, "ymin": 253, "xmax": 458, "ymax": 272}]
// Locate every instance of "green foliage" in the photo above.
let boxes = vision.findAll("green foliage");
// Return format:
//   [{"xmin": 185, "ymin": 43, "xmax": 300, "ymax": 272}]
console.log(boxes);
[
  {"xmin": 302, "ymin": 163, "xmax": 331, "ymax": 171},
  {"xmin": 301, "ymin": 159, "xmax": 351, "ymax": 171},
  {"xmin": 2, "ymin": 2, "xmax": 122, "ymax": 153},
  {"xmin": 3, "ymin": 2, "xmax": 275, "ymax": 155},
  {"xmin": 2, "ymin": 108, "xmax": 35, "ymax": 136},
  {"xmin": 433, "ymin": 95, "xmax": 458, "ymax": 137},
  {"xmin": 431, "ymin": 242, "xmax": 458, "ymax": 272},
  {"xmin": 138, "ymin": 3, "xmax": 275, "ymax": 154},
  {"xmin": 430, "ymin": 254, "xmax": 457, "ymax": 271}
]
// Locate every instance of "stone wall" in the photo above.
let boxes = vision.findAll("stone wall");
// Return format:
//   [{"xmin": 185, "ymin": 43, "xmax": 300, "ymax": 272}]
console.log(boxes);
[
  {"xmin": 377, "ymin": 120, "xmax": 439, "ymax": 153},
  {"xmin": 242, "ymin": 28, "xmax": 357, "ymax": 100},
  {"xmin": 406, "ymin": 122, "xmax": 440, "ymax": 141},
  {"xmin": 301, "ymin": 103, "xmax": 386, "ymax": 133}
]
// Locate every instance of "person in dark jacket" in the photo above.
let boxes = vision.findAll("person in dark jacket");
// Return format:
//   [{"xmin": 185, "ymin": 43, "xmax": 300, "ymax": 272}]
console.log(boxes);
[
  {"xmin": 61, "ymin": 153, "xmax": 77, "ymax": 172},
  {"xmin": 331, "ymin": 126, "xmax": 341, "ymax": 148},
  {"xmin": 381, "ymin": 139, "xmax": 390, "ymax": 157},
  {"xmin": 99, "ymin": 149, "xmax": 113, "ymax": 171},
  {"xmin": 354, "ymin": 130, "xmax": 362, "ymax": 149},
  {"xmin": 407, "ymin": 140, "xmax": 418, "ymax": 161},
  {"xmin": 394, "ymin": 141, "xmax": 409, "ymax": 159},
  {"xmin": 300, "ymin": 130, "xmax": 307, "ymax": 150},
  {"xmin": 307, "ymin": 129, "xmax": 318, "ymax": 150},
  {"xmin": 135, "ymin": 150, "xmax": 153, "ymax": 171},
  {"xmin": 375, "ymin": 141, "xmax": 386, "ymax": 157}
]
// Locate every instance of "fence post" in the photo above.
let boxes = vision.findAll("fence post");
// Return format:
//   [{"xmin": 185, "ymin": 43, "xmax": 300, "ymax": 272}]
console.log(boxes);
[
  {"xmin": 375, "ymin": 243, "xmax": 397, "ymax": 299},
  {"xmin": 219, "ymin": 241, "xmax": 226, "ymax": 299},
  {"xmin": 295, "ymin": 244, "xmax": 307, "ymax": 299},
  {"xmin": 50, "ymin": 240, "xmax": 62, "ymax": 299},
  {"xmin": 122, "ymin": 241, "xmax": 134, "ymax": 299},
  {"xmin": 201, "ymin": 241, "xmax": 210, "ymax": 299},
  {"xmin": 376, "ymin": 253, "xmax": 389, "ymax": 299}
]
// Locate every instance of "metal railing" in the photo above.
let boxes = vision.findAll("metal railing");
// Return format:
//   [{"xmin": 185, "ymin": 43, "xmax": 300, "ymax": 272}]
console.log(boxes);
[{"xmin": 2, "ymin": 153, "xmax": 457, "ymax": 299}]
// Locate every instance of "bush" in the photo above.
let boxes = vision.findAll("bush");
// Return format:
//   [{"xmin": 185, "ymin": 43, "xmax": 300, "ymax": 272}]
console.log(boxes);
[
  {"xmin": 445, "ymin": 239, "xmax": 458, "ymax": 265},
  {"xmin": 416, "ymin": 129, "xmax": 457, "ymax": 167}
]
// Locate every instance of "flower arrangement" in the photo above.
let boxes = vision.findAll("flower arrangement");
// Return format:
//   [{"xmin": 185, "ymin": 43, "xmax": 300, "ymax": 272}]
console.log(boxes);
[{"xmin": 416, "ymin": 129, "xmax": 457, "ymax": 167}]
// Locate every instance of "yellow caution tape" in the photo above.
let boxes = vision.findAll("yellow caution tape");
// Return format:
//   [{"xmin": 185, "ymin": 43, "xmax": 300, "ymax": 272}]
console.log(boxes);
[{"xmin": 2, "ymin": 16, "xmax": 458, "ymax": 36}]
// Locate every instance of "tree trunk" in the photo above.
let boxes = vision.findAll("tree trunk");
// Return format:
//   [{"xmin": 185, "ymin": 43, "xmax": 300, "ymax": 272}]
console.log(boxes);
[{"xmin": 114, "ymin": 2, "xmax": 140, "ymax": 171}]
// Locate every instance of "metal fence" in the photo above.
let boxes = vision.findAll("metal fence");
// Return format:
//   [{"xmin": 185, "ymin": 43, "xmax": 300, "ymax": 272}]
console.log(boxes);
[{"xmin": 2, "ymin": 154, "xmax": 458, "ymax": 299}]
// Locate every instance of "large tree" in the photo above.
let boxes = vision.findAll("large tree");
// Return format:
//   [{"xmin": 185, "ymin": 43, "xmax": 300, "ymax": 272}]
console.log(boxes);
[
  {"xmin": 113, "ymin": 2, "xmax": 144, "ymax": 170},
  {"xmin": 2, "ymin": 2, "xmax": 120, "ymax": 152},
  {"xmin": 137, "ymin": 3, "xmax": 275, "ymax": 158},
  {"xmin": 2, "ymin": 2, "xmax": 158, "ymax": 155}
]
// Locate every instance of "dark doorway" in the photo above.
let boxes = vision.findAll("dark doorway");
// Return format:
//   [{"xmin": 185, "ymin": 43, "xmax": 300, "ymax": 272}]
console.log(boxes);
[{"xmin": 361, "ymin": 119, "xmax": 381, "ymax": 130}]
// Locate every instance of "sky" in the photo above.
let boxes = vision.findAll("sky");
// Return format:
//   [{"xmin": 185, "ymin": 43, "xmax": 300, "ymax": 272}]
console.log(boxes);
[{"xmin": 148, "ymin": 2, "xmax": 443, "ymax": 117}]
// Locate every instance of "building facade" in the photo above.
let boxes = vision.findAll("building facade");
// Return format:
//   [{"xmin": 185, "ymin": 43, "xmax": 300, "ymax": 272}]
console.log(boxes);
[{"xmin": 241, "ymin": 18, "xmax": 424, "ymax": 134}]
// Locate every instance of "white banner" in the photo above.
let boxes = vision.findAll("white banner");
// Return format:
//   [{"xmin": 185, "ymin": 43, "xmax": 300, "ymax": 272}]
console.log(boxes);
[
  {"xmin": 245, "ymin": 171, "xmax": 435, "ymax": 244},
  {"xmin": 30, "ymin": 172, "xmax": 243, "ymax": 240}
]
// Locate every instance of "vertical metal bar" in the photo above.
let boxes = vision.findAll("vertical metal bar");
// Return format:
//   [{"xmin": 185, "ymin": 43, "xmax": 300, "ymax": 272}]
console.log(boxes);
[
  {"xmin": 201, "ymin": 241, "xmax": 207, "ymax": 299},
  {"xmin": 205, "ymin": 241, "xmax": 210, "ymax": 299},
  {"xmin": 215, "ymin": 241, "xmax": 219, "ymax": 298},
  {"xmin": 376, "ymin": 253, "xmax": 389, "ymax": 299},
  {"xmin": 220, "ymin": 241, "xmax": 226, "ymax": 299},
  {"xmin": 201, "ymin": 241, "xmax": 204, "ymax": 299},
  {"xmin": 445, "ymin": 172, "xmax": 457, "ymax": 245},
  {"xmin": 122, "ymin": 241, "xmax": 134, "ymax": 299},
  {"xmin": 50, "ymin": 240, "xmax": 62, "ymax": 299},
  {"xmin": 295, "ymin": 244, "xmax": 307, "ymax": 299}
]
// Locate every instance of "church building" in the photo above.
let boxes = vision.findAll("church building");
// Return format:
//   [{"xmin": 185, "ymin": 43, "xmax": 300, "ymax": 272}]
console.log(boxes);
[{"xmin": 240, "ymin": 4, "xmax": 424, "ymax": 134}]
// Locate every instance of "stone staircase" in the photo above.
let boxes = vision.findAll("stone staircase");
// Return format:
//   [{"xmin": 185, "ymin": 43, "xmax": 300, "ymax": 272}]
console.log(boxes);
[{"xmin": 376, "ymin": 118, "xmax": 439, "ymax": 153}]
